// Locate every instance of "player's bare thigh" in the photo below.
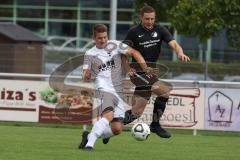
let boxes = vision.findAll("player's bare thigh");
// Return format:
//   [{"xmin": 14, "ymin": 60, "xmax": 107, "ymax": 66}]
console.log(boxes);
[{"xmin": 151, "ymin": 80, "xmax": 172, "ymax": 98}]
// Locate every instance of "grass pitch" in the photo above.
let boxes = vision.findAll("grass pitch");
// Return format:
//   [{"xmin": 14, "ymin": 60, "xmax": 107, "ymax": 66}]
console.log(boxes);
[{"xmin": 0, "ymin": 123, "xmax": 239, "ymax": 160}]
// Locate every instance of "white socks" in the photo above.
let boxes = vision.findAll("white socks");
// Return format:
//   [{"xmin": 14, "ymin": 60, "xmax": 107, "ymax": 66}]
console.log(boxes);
[
  {"xmin": 102, "ymin": 124, "xmax": 114, "ymax": 139},
  {"xmin": 86, "ymin": 117, "xmax": 110, "ymax": 148}
]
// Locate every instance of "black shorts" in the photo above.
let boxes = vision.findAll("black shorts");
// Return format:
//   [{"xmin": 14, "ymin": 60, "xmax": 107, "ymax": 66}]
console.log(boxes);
[{"xmin": 130, "ymin": 73, "xmax": 158, "ymax": 100}]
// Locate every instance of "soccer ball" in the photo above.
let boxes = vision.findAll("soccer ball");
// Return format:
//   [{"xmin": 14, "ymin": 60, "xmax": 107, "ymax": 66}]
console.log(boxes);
[{"xmin": 131, "ymin": 123, "xmax": 150, "ymax": 141}]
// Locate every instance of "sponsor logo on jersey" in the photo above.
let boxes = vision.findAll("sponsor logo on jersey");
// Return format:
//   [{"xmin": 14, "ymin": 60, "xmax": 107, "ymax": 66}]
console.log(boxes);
[
  {"xmin": 151, "ymin": 32, "xmax": 157, "ymax": 37},
  {"xmin": 98, "ymin": 59, "xmax": 115, "ymax": 72}
]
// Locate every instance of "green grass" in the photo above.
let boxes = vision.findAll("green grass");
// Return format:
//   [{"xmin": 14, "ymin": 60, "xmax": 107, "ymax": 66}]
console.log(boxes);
[{"xmin": 0, "ymin": 123, "xmax": 240, "ymax": 160}]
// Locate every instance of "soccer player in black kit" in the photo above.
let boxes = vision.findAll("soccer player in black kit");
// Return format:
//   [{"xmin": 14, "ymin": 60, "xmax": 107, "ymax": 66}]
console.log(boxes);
[{"xmin": 123, "ymin": 5, "xmax": 190, "ymax": 138}]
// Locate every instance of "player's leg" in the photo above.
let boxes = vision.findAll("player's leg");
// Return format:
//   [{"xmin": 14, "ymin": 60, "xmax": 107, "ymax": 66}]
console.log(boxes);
[
  {"xmin": 79, "ymin": 107, "xmax": 114, "ymax": 150},
  {"xmin": 79, "ymin": 90, "xmax": 115, "ymax": 150},
  {"xmin": 102, "ymin": 93, "xmax": 125, "ymax": 144},
  {"xmin": 123, "ymin": 86, "xmax": 151, "ymax": 125},
  {"xmin": 131, "ymin": 95, "xmax": 148, "ymax": 117},
  {"xmin": 151, "ymin": 80, "xmax": 172, "ymax": 98},
  {"xmin": 124, "ymin": 72, "xmax": 155, "ymax": 125},
  {"xmin": 150, "ymin": 80, "xmax": 172, "ymax": 138}
]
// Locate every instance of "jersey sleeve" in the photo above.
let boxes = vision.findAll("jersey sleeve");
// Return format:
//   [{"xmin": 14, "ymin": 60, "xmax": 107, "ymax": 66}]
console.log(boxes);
[
  {"xmin": 83, "ymin": 52, "xmax": 92, "ymax": 70},
  {"xmin": 161, "ymin": 26, "xmax": 174, "ymax": 43},
  {"xmin": 114, "ymin": 40, "xmax": 129, "ymax": 55}
]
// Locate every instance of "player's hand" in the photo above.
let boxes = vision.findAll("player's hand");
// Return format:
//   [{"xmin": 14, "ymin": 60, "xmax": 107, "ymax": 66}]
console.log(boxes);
[
  {"xmin": 143, "ymin": 67, "xmax": 159, "ymax": 76},
  {"xmin": 178, "ymin": 53, "xmax": 190, "ymax": 62},
  {"xmin": 128, "ymin": 68, "xmax": 136, "ymax": 77}
]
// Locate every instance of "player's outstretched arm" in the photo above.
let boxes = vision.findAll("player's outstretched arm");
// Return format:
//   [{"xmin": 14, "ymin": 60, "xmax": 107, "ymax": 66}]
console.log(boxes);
[{"xmin": 168, "ymin": 40, "xmax": 190, "ymax": 62}]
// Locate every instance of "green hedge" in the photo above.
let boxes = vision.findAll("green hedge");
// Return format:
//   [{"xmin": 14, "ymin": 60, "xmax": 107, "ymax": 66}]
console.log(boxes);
[
  {"xmin": 44, "ymin": 51, "xmax": 240, "ymax": 78},
  {"xmin": 161, "ymin": 60, "xmax": 240, "ymax": 76}
]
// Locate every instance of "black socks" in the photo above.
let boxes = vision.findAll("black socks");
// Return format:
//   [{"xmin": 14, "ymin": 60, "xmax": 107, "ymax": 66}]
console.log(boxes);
[{"xmin": 151, "ymin": 96, "xmax": 169, "ymax": 127}]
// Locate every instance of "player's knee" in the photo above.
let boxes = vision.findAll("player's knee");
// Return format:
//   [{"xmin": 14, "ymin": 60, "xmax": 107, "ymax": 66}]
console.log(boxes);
[
  {"xmin": 111, "ymin": 124, "xmax": 123, "ymax": 135},
  {"xmin": 111, "ymin": 118, "xmax": 124, "ymax": 135},
  {"xmin": 112, "ymin": 126, "xmax": 123, "ymax": 135},
  {"xmin": 152, "ymin": 81, "xmax": 172, "ymax": 98},
  {"xmin": 162, "ymin": 91, "xmax": 170, "ymax": 98}
]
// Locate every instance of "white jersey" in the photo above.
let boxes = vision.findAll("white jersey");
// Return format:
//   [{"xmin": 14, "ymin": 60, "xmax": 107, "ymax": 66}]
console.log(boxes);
[{"xmin": 83, "ymin": 40, "xmax": 129, "ymax": 93}]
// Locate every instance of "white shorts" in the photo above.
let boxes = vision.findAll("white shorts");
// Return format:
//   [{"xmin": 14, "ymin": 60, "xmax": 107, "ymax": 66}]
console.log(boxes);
[{"xmin": 95, "ymin": 89, "xmax": 125, "ymax": 118}]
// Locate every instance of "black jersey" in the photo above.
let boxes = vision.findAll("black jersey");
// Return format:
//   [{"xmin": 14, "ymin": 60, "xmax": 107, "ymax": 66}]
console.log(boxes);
[{"xmin": 124, "ymin": 24, "xmax": 174, "ymax": 64}]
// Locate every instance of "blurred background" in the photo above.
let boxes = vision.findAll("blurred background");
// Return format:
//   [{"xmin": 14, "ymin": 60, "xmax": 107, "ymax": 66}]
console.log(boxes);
[{"xmin": 0, "ymin": 0, "xmax": 239, "ymax": 81}]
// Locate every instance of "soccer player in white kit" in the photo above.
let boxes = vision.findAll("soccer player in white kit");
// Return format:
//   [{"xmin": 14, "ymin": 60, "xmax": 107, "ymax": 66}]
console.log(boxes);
[{"xmin": 78, "ymin": 24, "xmax": 155, "ymax": 151}]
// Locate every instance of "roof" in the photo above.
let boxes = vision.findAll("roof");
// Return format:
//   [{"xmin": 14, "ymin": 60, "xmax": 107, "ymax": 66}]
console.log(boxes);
[{"xmin": 0, "ymin": 23, "xmax": 46, "ymax": 43}]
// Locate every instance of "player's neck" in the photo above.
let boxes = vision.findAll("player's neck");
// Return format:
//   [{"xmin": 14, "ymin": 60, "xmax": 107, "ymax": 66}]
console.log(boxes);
[
  {"xmin": 96, "ymin": 44, "xmax": 107, "ymax": 49},
  {"xmin": 141, "ymin": 24, "xmax": 154, "ymax": 31}
]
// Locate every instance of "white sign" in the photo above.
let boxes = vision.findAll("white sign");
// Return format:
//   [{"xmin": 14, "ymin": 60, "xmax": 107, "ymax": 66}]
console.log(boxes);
[
  {"xmin": 127, "ymin": 87, "xmax": 205, "ymax": 130},
  {"xmin": 205, "ymin": 88, "xmax": 240, "ymax": 131},
  {"xmin": 0, "ymin": 80, "xmax": 46, "ymax": 122},
  {"xmin": 0, "ymin": 79, "xmax": 93, "ymax": 124}
]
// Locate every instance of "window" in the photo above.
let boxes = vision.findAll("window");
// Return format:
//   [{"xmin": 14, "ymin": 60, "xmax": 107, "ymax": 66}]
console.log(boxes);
[
  {"xmin": 17, "ymin": 21, "xmax": 45, "ymax": 35},
  {"xmin": 0, "ymin": 8, "xmax": 13, "ymax": 17},
  {"xmin": 49, "ymin": 10, "xmax": 77, "ymax": 20},
  {"xmin": 116, "ymin": 24, "xmax": 131, "ymax": 40},
  {"xmin": 117, "ymin": 11, "xmax": 133, "ymax": 21},
  {"xmin": 49, "ymin": 0, "xmax": 78, "ymax": 6},
  {"xmin": 80, "ymin": 23, "xmax": 95, "ymax": 38},
  {"xmin": 0, "ymin": 20, "xmax": 12, "ymax": 22},
  {"xmin": 17, "ymin": 9, "xmax": 44, "ymax": 18},
  {"xmin": 80, "ymin": 0, "xmax": 110, "ymax": 7},
  {"xmin": 118, "ymin": 0, "xmax": 133, "ymax": 8},
  {"xmin": 17, "ymin": 0, "xmax": 45, "ymax": 6},
  {"xmin": 81, "ymin": 11, "xmax": 109, "ymax": 20},
  {"xmin": 49, "ymin": 22, "xmax": 76, "ymax": 37},
  {"xmin": 0, "ymin": 0, "xmax": 13, "ymax": 5}
]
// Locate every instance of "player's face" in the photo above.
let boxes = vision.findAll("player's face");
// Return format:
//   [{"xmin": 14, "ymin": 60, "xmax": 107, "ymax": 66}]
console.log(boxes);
[
  {"xmin": 141, "ymin": 12, "xmax": 155, "ymax": 29},
  {"xmin": 94, "ymin": 32, "xmax": 108, "ymax": 49}
]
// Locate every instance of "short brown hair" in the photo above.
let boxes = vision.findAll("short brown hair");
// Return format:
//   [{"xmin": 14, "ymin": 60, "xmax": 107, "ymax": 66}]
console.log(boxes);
[
  {"xmin": 140, "ymin": 4, "xmax": 155, "ymax": 16},
  {"xmin": 93, "ymin": 24, "xmax": 108, "ymax": 37}
]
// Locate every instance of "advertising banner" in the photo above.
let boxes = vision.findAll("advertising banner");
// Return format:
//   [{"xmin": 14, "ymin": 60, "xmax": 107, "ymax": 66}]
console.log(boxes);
[
  {"xmin": 125, "ymin": 86, "xmax": 205, "ymax": 129},
  {"xmin": 205, "ymin": 88, "xmax": 240, "ymax": 131},
  {"xmin": 0, "ymin": 80, "xmax": 44, "ymax": 122},
  {"xmin": 1, "ymin": 79, "xmax": 240, "ymax": 132},
  {"xmin": 0, "ymin": 80, "xmax": 93, "ymax": 124}
]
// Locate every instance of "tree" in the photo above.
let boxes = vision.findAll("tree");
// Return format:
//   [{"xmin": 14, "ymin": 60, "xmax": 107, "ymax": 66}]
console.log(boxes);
[
  {"xmin": 168, "ymin": 0, "xmax": 240, "ymax": 48},
  {"xmin": 168, "ymin": 0, "xmax": 224, "ymax": 43},
  {"xmin": 219, "ymin": 0, "xmax": 240, "ymax": 48}
]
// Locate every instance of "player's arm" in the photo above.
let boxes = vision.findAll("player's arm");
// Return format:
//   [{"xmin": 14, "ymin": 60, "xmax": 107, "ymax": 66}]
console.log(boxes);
[
  {"xmin": 126, "ymin": 47, "xmax": 157, "ymax": 74},
  {"xmin": 121, "ymin": 55, "xmax": 130, "ymax": 74},
  {"xmin": 121, "ymin": 55, "xmax": 136, "ymax": 77},
  {"xmin": 82, "ymin": 69, "xmax": 91, "ymax": 82},
  {"xmin": 82, "ymin": 53, "xmax": 92, "ymax": 82},
  {"xmin": 168, "ymin": 40, "xmax": 190, "ymax": 62}
]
